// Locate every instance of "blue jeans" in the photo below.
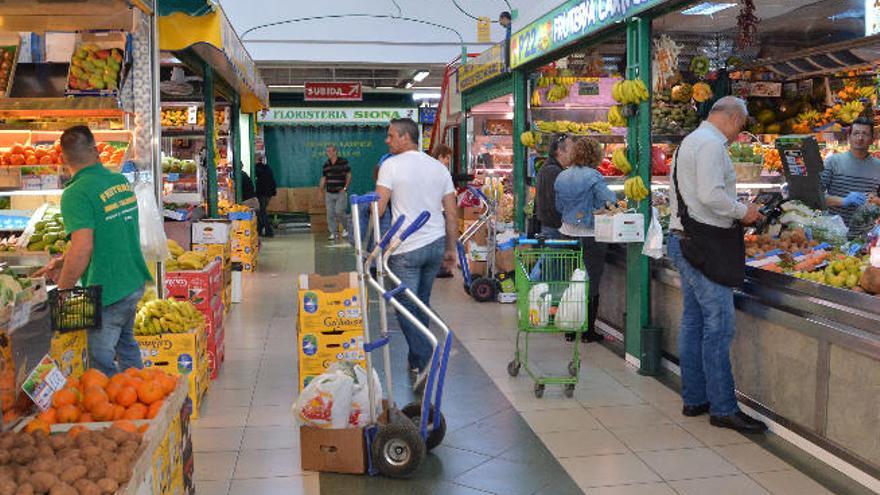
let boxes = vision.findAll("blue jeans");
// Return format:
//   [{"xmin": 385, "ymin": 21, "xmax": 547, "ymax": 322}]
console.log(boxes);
[
  {"xmin": 89, "ymin": 287, "xmax": 144, "ymax": 376},
  {"xmin": 387, "ymin": 236, "xmax": 445, "ymax": 371},
  {"xmin": 667, "ymin": 235, "xmax": 739, "ymax": 416}
]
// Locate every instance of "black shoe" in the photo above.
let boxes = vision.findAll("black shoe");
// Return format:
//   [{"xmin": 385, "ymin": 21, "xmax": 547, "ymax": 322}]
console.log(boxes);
[
  {"xmin": 436, "ymin": 270, "xmax": 453, "ymax": 279},
  {"xmin": 710, "ymin": 412, "xmax": 768, "ymax": 434},
  {"xmin": 582, "ymin": 331, "xmax": 605, "ymax": 343},
  {"xmin": 564, "ymin": 332, "xmax": 576, "ymax": 342},
  {"xmin": 682, "ymin": 403, "xmax": 710, "ymax": 417}
]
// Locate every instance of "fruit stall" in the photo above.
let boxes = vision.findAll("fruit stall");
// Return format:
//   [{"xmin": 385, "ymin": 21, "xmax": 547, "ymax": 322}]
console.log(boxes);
[{"xmin": 507, "ymin": 0, "xmax": 880, "ymax": 485}]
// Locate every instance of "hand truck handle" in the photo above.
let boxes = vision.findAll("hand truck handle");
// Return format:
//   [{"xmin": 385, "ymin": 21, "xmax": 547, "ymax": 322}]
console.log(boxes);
[
  {"xmin": 351, "ymin": 192, "xmax": 379, "ymax": 205},
  {"xmin": 379, "ymin": 215, "xmax": 407, "ymax": 250},
  {"xmin": 467, "ymin": 185, "xmax": 488, "ymax": 203},
  {"xmin": 400, "ymin": 211, "xmax": 431, "ymax": 241}
]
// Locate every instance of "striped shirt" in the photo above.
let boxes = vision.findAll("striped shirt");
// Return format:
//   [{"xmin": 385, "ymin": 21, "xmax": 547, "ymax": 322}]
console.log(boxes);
[
  {"xmin": 322, "ymin": 158, "xmax": 350, "ymax": 193},
  {"xmin": 820, "ymin": 151, "xmax": 880, "ymax": 234}
]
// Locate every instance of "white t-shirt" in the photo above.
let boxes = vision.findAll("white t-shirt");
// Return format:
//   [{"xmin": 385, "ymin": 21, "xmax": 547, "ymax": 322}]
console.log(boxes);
[{"xmin": 377, "ymin": 150, "xmax": 455, "ymax": 254}]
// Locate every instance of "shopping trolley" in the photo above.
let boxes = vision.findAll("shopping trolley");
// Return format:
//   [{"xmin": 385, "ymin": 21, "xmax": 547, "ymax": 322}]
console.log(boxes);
[
  {"xmin": 349, "ymin": 193, "xmax": 453, "ymax": 478},
  {"xmin": 456, "ymin": 186, "xmax": 510, "ymax": 302},
  {"xmin": 507, "ymin": 237, "xmax": 586, "ymax": 398}
]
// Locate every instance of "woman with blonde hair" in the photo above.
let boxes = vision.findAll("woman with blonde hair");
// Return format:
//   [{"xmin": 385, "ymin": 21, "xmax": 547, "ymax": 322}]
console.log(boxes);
[{"xmin": 554, "ymin": 137, "xmax": 616, "ymax": 343}]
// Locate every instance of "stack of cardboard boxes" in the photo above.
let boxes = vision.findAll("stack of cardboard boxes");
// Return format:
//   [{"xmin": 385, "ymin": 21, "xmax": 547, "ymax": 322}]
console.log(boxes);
[
  {"xmin": 136, "ymin": 326, "xmax": 209, "ymax": 419},
  {"xmin": 188, "ymin": 220, "xmax": 230, "ymax": 379},
  {"xmin": 230, "ymin": 211, "xmax": 259, "ymax": 273}
]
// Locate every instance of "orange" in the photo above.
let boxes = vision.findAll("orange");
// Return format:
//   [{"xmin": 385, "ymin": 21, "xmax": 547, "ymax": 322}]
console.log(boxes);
[
  {"xmin": 91, "ymin": 401, "xmax": 114, "ymax": 422},
  {"xmin": 79, "ymin": 412, "xmax": 93, "ymax": 422},
  {"xmin": 112, "ymin": 404, "xmax": 126, "ymax": 420},
  {"xmin": 109, "ymin": 373, "xmax": 131, "ymax": 388},
  {"xmin": 36, "ymin": 408, "xmax": 57, "ymax": 425},
  {"xmin": 56, "ymin": 404, "xmax": 81, "ymax": 423},
  {"xmin": 136, "ymin": 381, "xmax": 163, "ymax": 405},
  {"xmin": 25, "ymin": 419, "xmax": 50, "ymax": 434},
  {"xmin": 159, "ymin": 375, "xmax": 177, "ymax": 396},
  {"xmin": 82, "ymin": 386, "xmax": 109, "ymax": 413},
  {"xmin": 111, "ymin": 420, "xmax": 137, "ymax": 433},
  {"xmin": 138, "ymin": 424, "xmax": 149, "ymax": 434},
  {"xmin": 147, "ymin": 400, "xmax": 164, "ymax": 419},
  {"xmin": 81, "ymin": 369, "xmax": 109, "ymax": 390},
  {"xmin": 123, "ymin": 403, "xmax": 147, "ymax": 420},
  {"xmin": 67, "ymin": 425, "xmax": 87, "ymax": 437},
  {"xmin": 51, "ymin": 388, "xmax": 78, "ymax": 408},
  {"xmin": 116, "ymin": 386, "xmax": 137, "ymax": 407},
  {"xmin": 106, "ymin": 381, "xmax": 122, "ymax": 402}
]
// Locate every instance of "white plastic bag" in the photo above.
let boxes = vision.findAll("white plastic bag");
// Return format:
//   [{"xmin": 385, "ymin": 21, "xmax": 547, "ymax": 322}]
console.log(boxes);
[
  {"xmin": 528, "ymin": 282, "xmax": 551, "ymax": 326},
  {"xmin": 134, "ymin": 181, "xmax": 171, "ymax": 262},
  {"xmin": 555, "ymin": 269, "xmax": 587, "ymax": 330},
  {"xmin": 348, "ymin": 364, "xmax": 383, "ymax": 427},
  {"xmin": 293, "ymin": 370, "xmax": 354, "ymax": 429},
  {"xmin": 642, "ymin": 207, "xmax": 664, "ymax": 259}
]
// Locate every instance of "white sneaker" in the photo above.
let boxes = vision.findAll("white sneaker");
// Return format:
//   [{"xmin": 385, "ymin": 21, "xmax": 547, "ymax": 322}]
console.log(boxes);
[
  {"xmin": 341, "ymin": 229, "xmax": 349, "ymax": 237},
  {"xmin": 328, "ymin": 233, "xmax": 336, "ymax": 240},
  {"xmin": 413, "ymin": 369, "xmax": 429, "ymax": 395}
]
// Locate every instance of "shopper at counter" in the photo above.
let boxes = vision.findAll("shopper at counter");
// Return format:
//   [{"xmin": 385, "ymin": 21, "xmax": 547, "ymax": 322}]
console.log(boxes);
[
  {"xmin": 821, "ymin": 117, "xmax": 880, "ymax": 236},
  {"xmin": 377, "ymin": 118, "xmax": 457, "ymax": 392},
  {"xmin": 555, "ymin": 136, "xmax": 616, "ymax": 343},
  {"xmin": 667, "ymin": 97, "xmax": 767, "ymax": 433},
  {"xmin": 535, "ymin": 134, "xmax": 567, "ymax": 238},
  {"xmin": 36, "ymin": 126, "xmax": 151, "ymax": 376},
  {"xmin": 319, "ymin": 145, "xmax": 351, "ymax": 241}
]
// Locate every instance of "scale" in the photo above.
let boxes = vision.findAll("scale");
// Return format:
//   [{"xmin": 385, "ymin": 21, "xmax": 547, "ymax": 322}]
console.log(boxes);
[{"xmin": 775, "ymin": 135, "xmax": 826, "ymax": 210}]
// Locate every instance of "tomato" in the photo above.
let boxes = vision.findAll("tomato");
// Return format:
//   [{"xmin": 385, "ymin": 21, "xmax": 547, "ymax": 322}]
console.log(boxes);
[{"xmin": 9, "ymin": 154, "xmax": 25, "ymax": 166}]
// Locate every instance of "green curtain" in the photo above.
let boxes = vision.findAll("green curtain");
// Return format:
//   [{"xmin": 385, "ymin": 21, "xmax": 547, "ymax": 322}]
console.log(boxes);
[
  {"xmin": 264, "ymin": 125, "xmax": 388, "ymax": 195},
  {"xmin": 157, "ymin": 0, "xmax": 214, "ymax": 16}
]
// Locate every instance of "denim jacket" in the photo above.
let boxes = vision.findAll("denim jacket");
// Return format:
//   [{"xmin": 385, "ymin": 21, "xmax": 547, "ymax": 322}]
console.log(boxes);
[{"xmin": 554, "ymin": 166, "xmax": 616, "ymax": 229}]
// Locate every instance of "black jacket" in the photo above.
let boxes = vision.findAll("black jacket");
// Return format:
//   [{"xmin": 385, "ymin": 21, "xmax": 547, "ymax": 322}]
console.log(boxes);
[
  {"xmin": 535, "ymin": 158, "xmax": 563, "ymax": 228},
  {"xmin": 241, "ymin": 171, "xmax": 256, "ymax": 200},
  {"xmin": 255, "ymin": 162, "xmax": 277, "ymax": 197}
]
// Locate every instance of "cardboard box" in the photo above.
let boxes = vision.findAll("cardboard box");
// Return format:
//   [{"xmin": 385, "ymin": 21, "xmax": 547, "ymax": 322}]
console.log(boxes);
[
  {"xmin": 267, "ymin": 190, "xmax": 288, "ymax": 212},
  {"xmin": 310, "ymin": 214, "xmax": 329, "ymax": 233},
  {"xmin": 594, "ymin": 212, "xmax": 645, "ymax": 243},
  {"xmin": 300, "ymin": 426, "xmax": 366, "ymax": 474},
  {"xmin": 164, "ymin": 260, "xmax": 222, "ymax": 311},
  {"xmin": 49, "ymin": 330, "xmax": 88, "ymax": 379},
  {"xmin": 463, "ymin": 206, "xmax": 484, "ymax": 221},
  {"xmin": 164, "ymin": 221, "xmax": 192, "ymax": 251},
  {"xmin": 468, "ymin": 259, "xmax": 486, "ymax": 277},
  {"xmin": 289, "ymin": 187, "xmax": 319, "ymax": 213},
  {"xmin": 136, "ymin": 329, "xmax": 208, "ymax": 419},
  {"xmin": 192, "ymin": 220, "xmax": 231, "ymax": 244},
  {"xmin": 496, "ymin": 248, "xmax": 515, "ymax": 273},
  {"xmin": 192, "ymin": 242, "xmax": 231, "ymax": 266}
]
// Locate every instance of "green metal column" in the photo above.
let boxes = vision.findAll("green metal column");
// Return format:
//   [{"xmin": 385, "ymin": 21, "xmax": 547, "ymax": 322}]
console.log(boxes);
[
  {"xmin": 459, "ymin": 105, "xmax": 468, "ymax": 181},
  {"xmin": 204, "ymin": 63, "xmax": 218, "ymax": 217},
  {"xmin": 231, "ymin": 93, "xmax": 242, "ymax": 203},
  {"xmin": 512, "ymin": 70, "xmax": 528, "ymax": 231},
  {"xmin": 248, "ymin": 113, "xmax": 256, "ymax": 175},
  {"xmin": 624, "ymin": 17, "xmax": 653, "ymax": 364}
]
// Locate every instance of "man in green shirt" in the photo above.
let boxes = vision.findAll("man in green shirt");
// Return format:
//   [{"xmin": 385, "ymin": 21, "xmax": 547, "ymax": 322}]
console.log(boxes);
[{"xmin": 38, "ymin": 126, "xmax": 152, "ymax": 376}]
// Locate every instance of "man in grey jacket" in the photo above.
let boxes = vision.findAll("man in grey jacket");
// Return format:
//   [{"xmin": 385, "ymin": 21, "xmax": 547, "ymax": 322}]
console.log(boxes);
[{"xmin": 667, "ymin": 97, "xmax": 766, "ymax": 434}]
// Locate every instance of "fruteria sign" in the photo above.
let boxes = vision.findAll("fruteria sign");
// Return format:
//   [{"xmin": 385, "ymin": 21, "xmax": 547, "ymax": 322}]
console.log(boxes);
[
  {"xmin": 510, "ymin": 0, "xmax": 666, "ymax": 68},
  {"xmin": 258, "ymin": 107, "xmax": 417, "ymax": 125},
  {"xmin": 304, "ymin": 82, "xmax": 363, "ymax": 101},
  {"xmin": 458, "ymin": 43, "xmax": 506, "ymax": 92}
]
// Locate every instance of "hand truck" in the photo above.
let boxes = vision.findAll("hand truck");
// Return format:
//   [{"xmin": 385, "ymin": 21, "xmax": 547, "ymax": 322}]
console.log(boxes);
[
  {"xmin": 507, "ymin": 237, "xmax": 586, "ymax": 398},
  {"xmin": 456, "ymin": 186, "xmax": 502, "ymax": 302},
  {"xmin": 349, "ymin": 193, "xmax": 454, "ymax": 478}
]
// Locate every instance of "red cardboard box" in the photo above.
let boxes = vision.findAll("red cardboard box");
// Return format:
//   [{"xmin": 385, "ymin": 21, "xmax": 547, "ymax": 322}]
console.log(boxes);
[
  {"xmin": 200, "ymin": 295, "xmax": 224, "ymax": 379},
  {"xmin": 164, "ymin": 260, "xmax": 222, "ymax": 311}
]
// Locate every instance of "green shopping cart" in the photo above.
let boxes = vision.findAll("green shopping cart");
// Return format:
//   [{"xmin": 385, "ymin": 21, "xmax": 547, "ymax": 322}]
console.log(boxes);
[{"xmin": 507, "ymin": 238, "xmax": 587, "ymax": 398}]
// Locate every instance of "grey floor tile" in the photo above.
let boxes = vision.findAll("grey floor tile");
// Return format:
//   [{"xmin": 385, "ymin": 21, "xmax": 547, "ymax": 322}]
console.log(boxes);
[
  {"xmin": 670, "ymin": 474, "xmax": 771, "ymax": 495},
  {"xmin": 246, "ymin": 404, "xmax": 295, "ymax": 427},
  {"xmin": 454, "ymin": 457, "xmax": 555, "ymax": 495},
  {"xmin": 611, "ymin": 424, "xmax": 703, "ymax": 452},
  {"xmin": 588, "ymin": 404, "xmax": 673, "ymax": 429},
  {"xmin": 194, "ymin": 451, "xmax": 238, "ymax": 481},
  {"xmin": 233, "ymin": 447, "xmax": 302, "ymax": 480},
  {"xmin": 195, "ymin": 478, "xmax": 231, "ymax": 495},
  {"xmin": 584, "ymin": 482, "xmax": 677, "ymax": 495},
  {"xmin": 560, "ymin": 454, "xmax": 661, "ymax": 488},
  {"xmin": 712, "ymin": 443, "xmax": 793, "ymax": 474},
  {"xmin": 228, "ymin": 474, "xmax": 319, "ymax": 495},
  {"xmin": 411, "ymin": 445, "xmax": 492, "ymax": 482},
  {"xmin": 193, "ymin": 426, "xmax": 245, "ymax": 452},
  {"xmin": 540, "ymin": 428, "xmax": 629, "ymax": 458},
  {"xmin": 749, "ymin": 470, "xmax": 836, "ymax": 495},
  {"xmin": 241, "ymin": 425, "xmax": 300, "ymax": 451},
  {"xmin": 637, "ymin": 447, "xmax": 740, "ymax": 481}
]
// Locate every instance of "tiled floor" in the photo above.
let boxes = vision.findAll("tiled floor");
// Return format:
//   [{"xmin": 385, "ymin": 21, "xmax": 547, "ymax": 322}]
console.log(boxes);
[{"xmin": 191, "ymin": 233, "xmax": 862, "ymax": 495}]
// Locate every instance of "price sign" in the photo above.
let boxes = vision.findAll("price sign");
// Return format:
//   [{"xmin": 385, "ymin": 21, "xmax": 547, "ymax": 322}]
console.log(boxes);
[
  {"xmin": 187, "ymin": 106, "xmax": 198, "ymax": 125},
  {"xmin": 22, "ymin": 355, "xmax": 67, "ymax": 411}
]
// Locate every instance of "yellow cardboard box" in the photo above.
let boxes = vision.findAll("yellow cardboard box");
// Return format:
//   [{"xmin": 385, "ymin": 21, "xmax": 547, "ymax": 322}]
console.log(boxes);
[
  {"xmin": 49, "ymin": 330, "xmax": 88, "ymax": 379},
  {"xmin": 296, "ymin": 272, "xmax": 366, "ymax": 390},
  {"xmin": 192, "ymin": 242, "xmax": 231, "ymax": 265},
  {"xmin": 136, "ymin": 329, "xmax": 207, "ymax": 418}
]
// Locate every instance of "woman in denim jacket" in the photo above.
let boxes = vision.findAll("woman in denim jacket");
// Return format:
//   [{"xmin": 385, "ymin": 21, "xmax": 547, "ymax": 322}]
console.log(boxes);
[{"xmin": 554, "ymin": 137, "xmax": 617, "ymax": 343}]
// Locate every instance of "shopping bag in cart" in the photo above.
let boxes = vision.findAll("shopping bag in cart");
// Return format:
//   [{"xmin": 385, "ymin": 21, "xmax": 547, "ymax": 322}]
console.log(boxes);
[
  {"xmin": 528, "ymin": 282, "xmax": 551, "ymax": 326},
  {"xmin": 555, "ymin": 269, "xmax": 587, "ymax": 330}
]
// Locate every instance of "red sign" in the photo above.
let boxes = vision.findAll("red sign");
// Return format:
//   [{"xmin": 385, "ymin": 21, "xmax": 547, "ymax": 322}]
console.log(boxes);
[{"xmin": 304, "ymin": 82, "xmax": 363, "ymax": 101}]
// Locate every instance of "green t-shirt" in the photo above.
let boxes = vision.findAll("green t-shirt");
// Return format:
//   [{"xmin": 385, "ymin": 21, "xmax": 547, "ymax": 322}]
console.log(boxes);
[{"xmin": 61, "ymin": 163, "xmax": 152, "ymax": 306}]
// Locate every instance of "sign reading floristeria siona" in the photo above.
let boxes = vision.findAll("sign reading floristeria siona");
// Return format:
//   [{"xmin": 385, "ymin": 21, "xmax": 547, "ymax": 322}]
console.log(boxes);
[
  {"xmin": 510, "ymin": 0, "xmax": 665, "ymax": 68},
  {"xmin": 258, "ymin": 107, "xmax": 417, "ymax": 125}
]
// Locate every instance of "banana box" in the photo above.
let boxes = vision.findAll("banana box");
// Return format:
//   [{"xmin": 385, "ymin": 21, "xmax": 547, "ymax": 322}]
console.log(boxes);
[
  {"xmin": 192, "ymin": 241, "xmax": 231, "ymax": 266},
  {"xmin": 48, "ymin": 330, "xmax": 88, "ymax": 379},
  {"xmin": 151, "ymin": 428, "xmax": 172, "ymax": 495},
  {"xmin": 231, "ymin": 218, "xmax": 257, "ymax": 239},
  {"xmin": 296, "ymin": 272, "xmax": 365, "ymax": 390},
  {"xmin": 136, "ymin": 328, "xmax": 207, "ymax": 418},
  {"xmin": 191, "ymin": 220, "xmax": 230, "ymax": 245},
  {"xmin": 164, "ymin": 260, "xmax": 222, "ymax": 311}
]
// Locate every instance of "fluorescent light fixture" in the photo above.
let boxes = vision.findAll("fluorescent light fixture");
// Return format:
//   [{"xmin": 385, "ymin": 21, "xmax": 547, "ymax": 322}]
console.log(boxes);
[
  {"xmin": 413, "ymin": 70, "xmax": 430, "ymax": 82},
  {"xmin": 405, "ymin": 81, "xmax": 414, "ymax": 89},
  {"xmin": 681, "ymin": 2, "xmax": 737, "ymax": 15},
  {"xmin": 267, "ymin": 84, "xmax": 304, "ymax": 88},
  {"xmin": 412, "ymin": 92, "xmax": 441, "ymax": 101}
]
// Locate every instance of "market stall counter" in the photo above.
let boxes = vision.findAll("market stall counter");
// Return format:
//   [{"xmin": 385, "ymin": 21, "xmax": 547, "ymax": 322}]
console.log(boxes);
[{"xmin": 598, "ymin": 246, "xmax": 880, "ymax": 478}]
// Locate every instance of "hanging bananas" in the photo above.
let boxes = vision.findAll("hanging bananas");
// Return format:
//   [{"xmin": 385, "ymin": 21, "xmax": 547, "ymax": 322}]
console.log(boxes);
[
  {"xmin": 546, "ymin": 83, "xmax": 570, "ymax": 103},
  {"xmin": 612, "ymin": 79, "xmax": 650, "ymax": 105},
  {"xmin": 611, "ymin": 148, "xmax": 633, "ymax": 175},
  {"xmin": 624, "ymin": 176, "xmax": 650, "ymax": 202},
  {"xmin": 607, "ymin": 105, "xmax": 627, "ymax": 127},
  {"xmin": 530, "ymin": 88, "xmax": 542, "ymax": 107},
  {"xmin": 520, "ymin": 131, "xmax": 537, "ymax": 148}
]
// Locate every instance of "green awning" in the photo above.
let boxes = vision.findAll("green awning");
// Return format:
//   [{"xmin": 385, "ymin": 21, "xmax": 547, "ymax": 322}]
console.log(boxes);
[{"xmin": 157, "ymin": 0, "xmax": 214, "ymax": 17}]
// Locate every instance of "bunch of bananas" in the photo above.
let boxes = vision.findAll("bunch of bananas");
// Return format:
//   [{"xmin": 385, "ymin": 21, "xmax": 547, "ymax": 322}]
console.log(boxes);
[
  {"xmin": 535, "ymin": 120, "xmax": 560, "ymax": 133},
  {"xmin": 166, "ymin": 239, "xmax": 210, "ymax": 271},
  {"xmin": 219, "ymin": 199, "xmax": 251, "ymax": 215},
  {"xmin": 520, "ymin": 131, "xmax": 538, "ymax": 148},
  {"xmin": 546, "ymin": 84, "xmax": 570, "ymax": 103},
  {"xmin": 611, "ymin": 148, "xmax": 633, "ymax": 175},
  {"xmin": 834, "ymin": 100, "xmax": 864, "ymax": 125},
  {"xmin": 612, "ymin": 79, "xmax": 649, "ymax": 105},
  {"xmin": 607, "ymin": 105, "xmax": 627, "ymax": 127},
  {"xmin": 534, "ymin": 120, "xmax": 612, "ymax": 135},
  {"xmin": 530, "ymin": 89, "xmax": 542, "ymax": 107},
  {"xmin": 624, "ymin": 176, "xmax": 650, "ymax": 202},
  {"xmin": 134, "ymin": 296, "xmax": 206, "ymax": 335},
  {"xmin": 583, "ymin": 121, "xmax": 613, "ymax": 134},
  {"xmin": 796, "ymin": 110, "xmax": 822, "ymax": 126},
  {"xmin": 858, "ymin": 86, "xmax": 876, "ymax": 99}
]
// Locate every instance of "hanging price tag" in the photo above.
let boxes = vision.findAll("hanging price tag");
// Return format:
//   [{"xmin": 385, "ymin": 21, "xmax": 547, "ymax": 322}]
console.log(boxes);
[
  {"xmin": 22, "ymin": 355, "xmax": 67, "ymax": 411},
  {"xmin": 187, "ymin": 106, "xmax": 198, "ymax": 125}
]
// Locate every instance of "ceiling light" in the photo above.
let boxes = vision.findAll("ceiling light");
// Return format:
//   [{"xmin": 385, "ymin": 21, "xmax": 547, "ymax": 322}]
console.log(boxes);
[
  {"xmin": 681, "ymin": 2, "xmax": 737, "ymax": 16},
  {"xmin": 413, "ymin": 71, "xmax": 430, "ymax": 82},
  {"xmin": 412, "ymin": 93, "xmax": 441, "ymax": 101},
  {"xmin": 405, "ymin": 82, "xmax": 414, "ymax": 89},
  {"xmin": 267, "ymin": 84, "xmax": 304, "ymax": 88}
]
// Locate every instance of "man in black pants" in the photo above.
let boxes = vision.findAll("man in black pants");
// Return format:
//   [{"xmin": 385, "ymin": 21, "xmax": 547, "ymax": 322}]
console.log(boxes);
[{"xmin": 255, "ymin": 158, "xmax": 277, "ymax": 237}]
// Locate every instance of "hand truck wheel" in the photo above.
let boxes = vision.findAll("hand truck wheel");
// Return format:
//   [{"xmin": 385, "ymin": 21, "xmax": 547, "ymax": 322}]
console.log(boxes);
[
  {"xmin": 370, "ymin": 418, "xmax": 426, "ymax": 478},
  {"xmin": 507, "ymin": 359, "xmax": 521, "ymax": 377},
  {"xmin": 534, "ymin": 383, "xmax": 545, "ymax": 398},
  {"xmin": 401, "ymin": 401, "xmax": 447, "ymax": 451},
  {"xmin": 568, "ymin": 360, "xmax": 578, "ymax": 377},
  {"xmin": 469, "ymin": 277, "xmax": 496, "ymax": 302},
  {"xmin": 563, "ymin": 383, "xmax": 575, "ymax": 398}
]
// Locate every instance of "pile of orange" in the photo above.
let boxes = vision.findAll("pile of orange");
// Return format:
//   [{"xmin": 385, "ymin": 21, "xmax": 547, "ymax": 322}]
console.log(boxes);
[
  {"xmin": 0, "ymin": 141, "xmax": 125, "ymax": 167},
  {"xmin": 34, "ymin": 367, "xmax": 177, "ymax": 427}
]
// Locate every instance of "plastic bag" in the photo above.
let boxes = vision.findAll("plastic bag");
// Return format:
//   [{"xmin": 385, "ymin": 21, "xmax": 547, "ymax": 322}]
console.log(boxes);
[
  {"xmin": 642, "ymin": 207, "xmax": 664, "ymax": 259},
  {"xmin": 292, "ymin": 370, "xmax": 354, "ymax": 428},
  {"xmin": 555, "ymin": 269, "xmax": 587, "ymax": 330},
  {"xmin": 809, "ymin": 214, "xmax": 848, "ymax": 245},
  {"xmin": 348, "ymin": 364, "xmax": 383, "ymax": 427},
  {"xmin": 134, "ymin": 181, "xmax": 170, "ymax": 263},
  {"xmin": 528, "ymin": 282, "xmax": 551, "ymax": 326}
]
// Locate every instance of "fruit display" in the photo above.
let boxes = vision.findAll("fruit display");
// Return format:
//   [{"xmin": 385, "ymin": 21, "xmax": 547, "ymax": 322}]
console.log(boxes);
[
  {"xmin": 218, "ymin": 199, "xmax": 251, "ymax": 215},
  {"xmin": 689, "ymin": 57, "xmax": 710, "ymax": 78},
  {"xmin": 0, "ymin": 141, "xmax": 124, "ymax": 168},
  {"xmin": 763, "ymin": 148, "xmax": 782, "ymax": 174},
  {"xmin": 534, "ymin": 120, "xmax": 612, "ymax": 135},
  {"xmin": 0, "ymin": 45, "xmax": 17, "ymax": 97},
  {"xmin": 652, "ymin": 90, "xmax": 700, "ymax": 135},
  {"xmin": 610, "ymin": 147, "xmax": 632, "ymax": 175},
  {"xmin": 165, "ymin": 240, "xmax": 209, "ymax": 271},
  {"xmin": 607, "ymin": 105, "xmax": 627, "ymax": 127},
  {"xmin": 196, "ymin": 109, "xmax": 226, "ymax": 127},
  {"xmin": 160, "ymin": 107, "xmax": 188, "ymax": 127},
  {"xmin": 134, "ymin": 289, "xmax": 205, "ymax": 336},
  {"xmin": 612, "ymin": 79, "xmax": 649, "ymax": 105},
  {"xmin": 651, "ymin": 145, "xmax": 670, "ymax": 176},
  {"xmin": 791, "ymin": 254, "xmax": 866, "ymax": 289},
  {"xmin": 831, "ymin": 100, "xmax": 864, "ymax": 125},
  {"xmin": 745, "ymin": 228, "xmax": 819, "ymax": 259},
  {"xmin": 624, "ymin": 176, "xmax": 649, "ymax": 202},
  {"xmin": 545, "ymin": 83, "xmax": 570, "ymax": 103},
  {"xmin": 0, "ymin": 423, "xmax": 143, "ymax": 494},
  {"xmin": 728, "ymin": 142, "xmax": 763, "ymax": 164},
  {"xmin": 692, "ymin": 82, "xmax": 713, "ymax": 103},
  {"xmin": 160, "ymin": 156, "xmax": 196, "ymax": 174},
  {"xmin": 27, "ymin": 210, "xmax": 66, "ymax": 254},
  {"xmin": 68, "ymin": 44, "xmax": 124, "ymax": 92}
]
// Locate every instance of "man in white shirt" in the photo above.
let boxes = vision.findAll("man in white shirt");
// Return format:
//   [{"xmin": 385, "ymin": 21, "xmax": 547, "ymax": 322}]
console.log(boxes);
[{"xmin": 376, "ymin": 118, "xmax": 457, "ymax": 390}]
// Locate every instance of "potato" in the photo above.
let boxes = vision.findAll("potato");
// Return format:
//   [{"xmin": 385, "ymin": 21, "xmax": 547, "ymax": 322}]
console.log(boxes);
[
  {"xmin": 14, "ymin": 483, "xmax": 32, "ymax": 495},
  {"xmin": 49, "ymin": 483, "xmax": 76, "ymax": 495},
  {"xmin": 95, "ymin": 440, "xmax": 116, "ymax": 454},
  {"xmin": 0, "ymin": 451, "xmax": 10, "ymax": 465},
  {"xmin": 15, "ymin": 434, "xmax": 34, "ymax": 448},
  {"xmin": 29, "ymin": 471, "xmax": 58, "ymax": 493},
  {"xmin": 11, "ymin": 448, "xmax": 36, "ymax": 465},
  {"xmin": 14, "ymin": 467, "xmax": 29, "ymax": 485},
  {"xmin": 49, "ymin": 437, "xmax": 71, "ymax": 452},
  {"xmin": 82, "ymin": 460, "xmax": 104, "ymax": 482},
  {"xmin": 94, "ymin": 479, "xmax": 117, "ymax": 494},
  {"xmin": 103, "ymin": 462, "xmax": 130, "ymax": 484},
  {"xmin": 28, "ymin": 459, "xmax": 57, "ymax": 475},
  {"xmin": 72, "ymin": 479, "xmax": 99, "ymax": 495},
  {"xmin": 36, "ymin": 446, "xmax": 54, "ymax": 459},
  {"xmin": 0, "ymin": 433, "xmax": 14, "ymax": 450},
  {"xmin": 80, "ymin": 447, "xmax": 101, "ymax": 460},
  {"xmin": 59, "ymin": 466, "xmax": 86, "ymax": 485},
  {"xmin": 0, "ymin": 479, "xmax": 15, "ymax": 495}
]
